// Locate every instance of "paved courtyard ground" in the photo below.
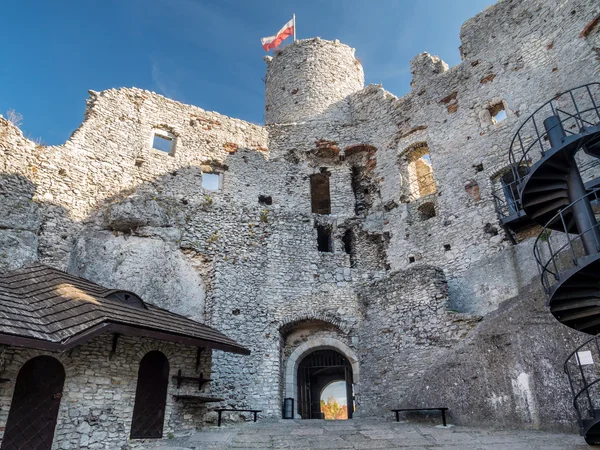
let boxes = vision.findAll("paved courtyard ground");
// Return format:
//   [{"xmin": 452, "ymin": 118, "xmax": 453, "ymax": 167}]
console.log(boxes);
[{"xmin": 148, "ymin": 418, "xmax": 592, "ymax": 449}]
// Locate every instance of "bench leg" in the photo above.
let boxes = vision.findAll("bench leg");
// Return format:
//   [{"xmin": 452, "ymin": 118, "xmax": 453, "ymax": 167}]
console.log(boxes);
[
  {"xmin": 218, "ymin": 410, "xmax": 222, "ymax": 427},
  {"xmin": 441, "ymin": 409, "xmax": 447, "ymax": 427},
  {"xmin": 395, "ymin": 411, "xmax": 400, "ymax": 422},
  {"xmin": 253, "ymin": 411, "xmax": 258, "ymax": 422}
]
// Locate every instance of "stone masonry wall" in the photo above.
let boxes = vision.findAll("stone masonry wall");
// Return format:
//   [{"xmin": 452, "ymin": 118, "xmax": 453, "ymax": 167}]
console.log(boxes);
[
  {"xmin": 357, "ymin": 266, "xmax": 480, "ymax": 417},
  {"xmin": 403, "ymin": 280, "xmax": 590, "ymax": 433}
]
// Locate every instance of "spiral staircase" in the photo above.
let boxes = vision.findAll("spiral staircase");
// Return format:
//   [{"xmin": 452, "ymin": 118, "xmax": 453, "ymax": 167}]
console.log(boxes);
[{"xmin": 507, "ymin": 83, "xmax": 600, "ymax": 444}]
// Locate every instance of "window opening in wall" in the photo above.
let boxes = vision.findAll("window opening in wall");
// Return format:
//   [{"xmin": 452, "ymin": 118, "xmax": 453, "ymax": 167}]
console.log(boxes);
[
  {"xmin": 444, "ymin": 244, "xmax": 452, "ymax": 251},
  {"xmin": 342, "ymin": 230, "xmax": 353, "ymax": 255},
  {"xmin": 310, "ymin": 170, "xmax": 331, "ymax": 214},
  {"xmin": 342, "ymin": 229, "xmax": 357, "ymax": 266},
  {"xmin": 316, "ymin": 225, "xmax": 333, "ymax": 252},
  {"xmin": 351, "ymin": 166, "xmax": 366, "ymax": 216},
  {"xmin": 405, "ymin": 145, "xmax": 436, "ymax": 201},
  {"xmin": 152, "ymin": 132, "xmax": 174, "ymax": 153},
  {"xmin": 489, "ymin": 103, "xmax": 507, "ymax": 124},
  {"xmin": 417, "ymin": 201, "xmax": 436, "ymax": 221},
  {"xmin": 408, "ymin": 256, "xmax": 415, "ymax": 264},
  {"xmin": 259, "ymin": 195, "xmax": 273, "ymax": 205},
  {"xmin": 202, "ymin": 172, "xmax": 221, "ymax": 191}
]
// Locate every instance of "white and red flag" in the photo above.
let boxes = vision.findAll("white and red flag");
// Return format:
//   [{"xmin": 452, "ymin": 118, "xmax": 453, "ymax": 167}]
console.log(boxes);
[{"xmin": 261, "ymin": 16, "xmax": 295, "ymax": 52}]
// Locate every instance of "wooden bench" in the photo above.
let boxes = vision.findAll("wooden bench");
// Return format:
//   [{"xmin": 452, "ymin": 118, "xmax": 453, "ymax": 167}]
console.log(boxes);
[
  {"xmin": 214, "ymin": 408, "xmax": 262, "ymax": 427},
  {"xmin": 391, "ymin": 408, "xmax": 448, "ymax": 426}
]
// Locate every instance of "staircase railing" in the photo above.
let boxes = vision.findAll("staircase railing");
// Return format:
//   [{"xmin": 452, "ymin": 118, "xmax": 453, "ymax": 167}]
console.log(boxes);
[
  {"xmin": 565, "ymin": 335, "xmax": 600, "ymax": 428},
  {"xmin": 533, "ymin": 189, "xmax": 600, "ymax": 295},
  {"xmin": 508, "ymin": 83, "xmax": 600, "ymax": 185},
  {"xmin": 492, "ymin": 178, "xmax": 522, "ymax": 220}
]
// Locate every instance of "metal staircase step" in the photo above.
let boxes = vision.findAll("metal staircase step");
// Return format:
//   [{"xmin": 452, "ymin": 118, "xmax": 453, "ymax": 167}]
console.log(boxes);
[
  {"xmin": 556, "ymin": 307, "xmax": 600, "ymax": 323},
  {"xmin": 552, "ymin": 290, "xmax": 600, "ymax": 304},
  {"xmin": 525, "ymin": 182, "xmax": 569, "ymax": 194},
  {"xmin": 522, "ymin": 191, "xmax": 569, "ymax": 208},
  {"xmin": 529, "ymin": 199, "xmax": 571, "ymax": 220},
  {"xmin": 572, "ymin": 316, "xmax": 600, "ymax": 333},
  {"xmin": 530, "ymin": 174, "xmax": 569, "ymax": 181},
  {"xmin": 543, "ymin": 158, "xmax": 571, "ymax": 171},
  {"xmin": 552, "ymin": 298, "xmax": 600, "ymax": 312}
]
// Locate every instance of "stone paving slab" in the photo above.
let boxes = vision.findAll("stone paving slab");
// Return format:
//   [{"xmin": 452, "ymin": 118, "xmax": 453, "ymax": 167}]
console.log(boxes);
[{"xmin": 140, "ymin": 419, "xmax": 592, "ymax": 449}]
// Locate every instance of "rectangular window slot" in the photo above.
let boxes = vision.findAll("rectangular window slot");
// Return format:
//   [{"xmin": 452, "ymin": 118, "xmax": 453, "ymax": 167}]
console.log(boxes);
[
  {"xmin": 202, "ymin": 173, "xmax": 222, "ymax": 191},
  {"xmin": 316, "ymin": 225, "xmax": 333, "ymax": 253},
  {"xmin": 310, "ymin": 171, "xmax": 331, "ymax": 214},
  {"xmin": 152, "ymin": 133, "xmax": 173, "ymax": 153}
]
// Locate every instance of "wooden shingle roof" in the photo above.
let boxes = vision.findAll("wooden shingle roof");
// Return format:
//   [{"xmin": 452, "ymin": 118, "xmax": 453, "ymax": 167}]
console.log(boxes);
[{"xmin": 0, "ymin": 264, "xmax": 249, "ymax": 355}]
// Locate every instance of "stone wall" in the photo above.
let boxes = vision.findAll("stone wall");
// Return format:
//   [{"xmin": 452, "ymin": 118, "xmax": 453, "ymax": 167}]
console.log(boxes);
[
  {"xmin": 356, "ymin": 266, "xmax": 480, "ymax": 417},
  {"xmin": 0, "ymin": 335, "xmax": 214, "ymax": 449},
  {"xmin": 403, "ymin": 280, "xmax": 589, "ymax": 433}
]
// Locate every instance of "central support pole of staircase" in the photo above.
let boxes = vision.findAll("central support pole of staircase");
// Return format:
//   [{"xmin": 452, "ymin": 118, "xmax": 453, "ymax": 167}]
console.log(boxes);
[{"xmin": 545, "ymin": 115, "xmax": 600, "ymax": 255}]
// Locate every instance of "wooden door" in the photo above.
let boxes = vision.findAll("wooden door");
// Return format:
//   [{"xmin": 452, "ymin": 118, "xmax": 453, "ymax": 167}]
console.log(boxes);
[
  {"xmin": 130, "ymin": 351, "xmax": 169, "ymax": 439},
  {"xmin": 2, "ymin": 356, "xmax": 65, "ymax": 450}
]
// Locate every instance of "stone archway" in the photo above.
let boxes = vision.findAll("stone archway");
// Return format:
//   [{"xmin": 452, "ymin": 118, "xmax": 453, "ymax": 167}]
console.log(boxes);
[{"xmin": 284, "ymin": 337, "xmax": 359, "ymax": 418}]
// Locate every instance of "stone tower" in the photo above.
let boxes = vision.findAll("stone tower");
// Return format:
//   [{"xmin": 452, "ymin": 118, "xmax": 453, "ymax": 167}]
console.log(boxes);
[{"xmin": 264, "ymin": 38, "xmax": 364, "ymax": 124}]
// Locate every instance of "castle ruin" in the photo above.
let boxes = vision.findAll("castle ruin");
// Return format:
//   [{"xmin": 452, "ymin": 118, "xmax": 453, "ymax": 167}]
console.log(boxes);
[{"xmin": 1, "ymin": 0, "xmax": 600, "ymax": 447}]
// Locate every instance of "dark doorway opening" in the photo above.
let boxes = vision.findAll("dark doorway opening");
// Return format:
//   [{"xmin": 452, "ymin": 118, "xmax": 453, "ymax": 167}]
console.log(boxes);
[
  {"xmin": 297, "ymin": 349, "xmax": 353, "ymax": 420},
  {"xmin": 2, "ymin": 356, "xmax": 65, "ymax": 450},
  {"xmin": 130, "ymin": 351, "xmax": 170, "ymax": 439}
]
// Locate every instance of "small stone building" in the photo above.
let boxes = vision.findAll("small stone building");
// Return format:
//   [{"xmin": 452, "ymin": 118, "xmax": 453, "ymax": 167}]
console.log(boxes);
[{"xmin": 0, "ymin": 264, "xmax": 249, "ymax": 449}]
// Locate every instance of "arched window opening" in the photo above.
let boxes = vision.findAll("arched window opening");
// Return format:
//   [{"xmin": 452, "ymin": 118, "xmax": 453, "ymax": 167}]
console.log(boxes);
[
  {"xmin": 310, "ymin": 170, "xmax": 331, "ymax": 214},
  {"xmin": 130, "ymin": 351, "xmax": 170, "ymax": 439},
  {"xmin": 403, "ymin": 144, "xmax": 436, "ymax": 201},
  {"xmin": 297, "ymin": 350, "xmax": 353, "ymax": 420},
  {"xmin": 3, "ymin": 356, "xmax": 65, "ymax": 450}
]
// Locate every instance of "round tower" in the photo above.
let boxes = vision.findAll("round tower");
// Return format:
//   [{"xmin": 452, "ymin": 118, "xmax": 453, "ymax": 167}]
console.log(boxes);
[{"xmin": 264, "ymin": 38, "xmax": 365, "ymax": 125}]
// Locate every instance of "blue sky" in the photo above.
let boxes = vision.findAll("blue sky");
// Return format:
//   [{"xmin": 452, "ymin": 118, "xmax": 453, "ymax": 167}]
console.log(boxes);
[{"xmin": 0, "ymin": 0, "xmax": 494, "ymax": 145}]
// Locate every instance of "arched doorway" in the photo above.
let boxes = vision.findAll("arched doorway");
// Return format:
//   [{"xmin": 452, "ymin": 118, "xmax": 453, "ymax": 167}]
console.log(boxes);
[
  {"xmin": 297, "ymin": 349, "xmax": 353, "ymax": 419},
  {"xmin": 2, "ymin": 356, "xmax": 65, "ymax": 450},
  {"xmin": 130, "ymin": 351, "xmax": 170, "ymax": 439}
]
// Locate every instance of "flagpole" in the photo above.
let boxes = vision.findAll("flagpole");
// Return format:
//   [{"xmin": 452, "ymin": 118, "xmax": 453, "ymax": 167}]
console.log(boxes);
[{"xmin": 293, "ymin": 14, "xmax": 296, "ymax": 42}]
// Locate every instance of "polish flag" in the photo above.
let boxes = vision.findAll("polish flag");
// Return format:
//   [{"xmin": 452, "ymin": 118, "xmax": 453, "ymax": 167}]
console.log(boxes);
[{"xmin": 261, "ymin": 17, "xmax": 295, "ymax": 52}]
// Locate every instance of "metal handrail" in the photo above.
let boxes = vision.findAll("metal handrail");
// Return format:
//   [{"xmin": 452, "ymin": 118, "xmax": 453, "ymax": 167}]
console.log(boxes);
[
  {"xmin": 565, "ymin": 335, "xmax": 600, "ymax": 366},
  {"xmin": 564, "ymin": 335, "xmax": 600, "ymax": 424},
  {"xmin": 508, "ymin": 83, "xmax": 600, "ymax": 186},
  {"xmin": 493, "ymin": 159, "xmax": 600, "ymax": 220},
  {"xmin": 492, "ymin": 177, "xmax": 522, "ymax": 219},
  {"xmin": 533, "ymin": 189, "xmax": 600, "ymax": 294}
]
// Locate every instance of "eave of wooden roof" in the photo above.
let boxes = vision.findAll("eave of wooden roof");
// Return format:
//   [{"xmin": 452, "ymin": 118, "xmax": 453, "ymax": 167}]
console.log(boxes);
[{"xmin": 0, "ymin": 264, "xmax": 250, "ymax": 355}]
